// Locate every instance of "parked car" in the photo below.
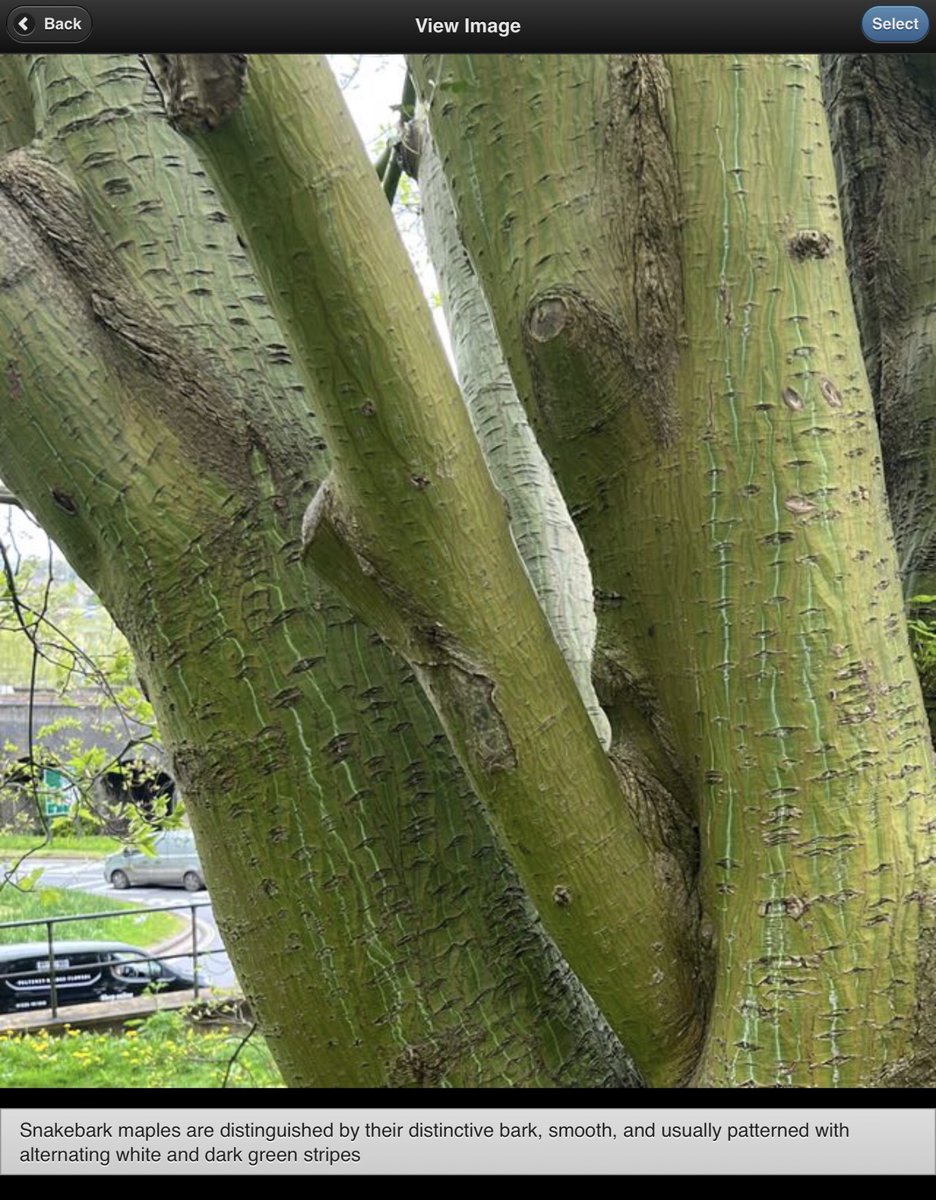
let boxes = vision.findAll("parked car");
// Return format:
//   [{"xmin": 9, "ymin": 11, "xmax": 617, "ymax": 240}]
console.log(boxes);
[
  {"xmin": 0, "ymin": 940, "xmax": 205, "ymax": 1013},
  {"xmin": 104, "ymin": 830, "xmax": 205, "ymax": 892}
]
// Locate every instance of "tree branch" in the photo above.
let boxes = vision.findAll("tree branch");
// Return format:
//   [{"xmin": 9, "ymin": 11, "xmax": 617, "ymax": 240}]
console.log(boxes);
[
  {"xmin": 156, "ymin": 51, "xmax": 704, "ymax": 1085},
  {"xmin": 418, "ymin": 131, "xmax": 611, "ymax": 749}
]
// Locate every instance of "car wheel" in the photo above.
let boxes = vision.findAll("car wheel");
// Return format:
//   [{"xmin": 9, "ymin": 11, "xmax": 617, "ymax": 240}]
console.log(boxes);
[
  {"xmin": 110, "ymin": 869, "xmax": 130, "ymax": 890},
  {"xmin": 182, "ymin": 871, "xmax": 203, "ymax": 892}
]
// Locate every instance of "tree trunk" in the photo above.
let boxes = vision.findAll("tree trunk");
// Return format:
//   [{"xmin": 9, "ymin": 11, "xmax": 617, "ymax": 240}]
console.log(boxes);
[
  {"xmin": 415, "ymin": 52, "xmax": 936, "ymax": 1087},
  {"xmin": 2, "ymin": 50, "xmax": 935, "ymax": 1088},
  {"xmin": 822, "ymin": 55, "xmax": 936, "ymax": 603},
  {"xmin": 0, "ymin": 53, "xmax": 639, "ymax": 1088},
  {"xmin": 152, "ymin": 52, "xmax": 703, "ymax": 1086}
]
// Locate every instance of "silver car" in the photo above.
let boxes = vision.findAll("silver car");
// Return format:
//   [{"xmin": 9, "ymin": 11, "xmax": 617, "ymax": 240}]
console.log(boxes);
[{"xmin": 104, "ymin": 830, "xmax": 205, "ymax": 892}]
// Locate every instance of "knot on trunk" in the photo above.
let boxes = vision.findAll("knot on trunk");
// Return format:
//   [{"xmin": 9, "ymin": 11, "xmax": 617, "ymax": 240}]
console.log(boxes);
[
  {"xmin": 144, "ymin": 54, "xmax": 248, "ymax": 134},
  {"xmin": 523, "ymin": 286, "xmax": 676, "ymax": 445}
]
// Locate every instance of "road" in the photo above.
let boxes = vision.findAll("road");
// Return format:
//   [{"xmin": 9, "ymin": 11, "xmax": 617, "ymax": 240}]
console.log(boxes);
[{"xmin": 1, "ymin": 857, "xmax": 237, "ymax": 990}]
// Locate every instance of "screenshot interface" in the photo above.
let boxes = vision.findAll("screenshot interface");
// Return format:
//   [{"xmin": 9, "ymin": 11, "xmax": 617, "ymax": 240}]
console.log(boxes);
[{"xmin": 0, "ymin": 0, "xmax": 934, "ymax": 1179}]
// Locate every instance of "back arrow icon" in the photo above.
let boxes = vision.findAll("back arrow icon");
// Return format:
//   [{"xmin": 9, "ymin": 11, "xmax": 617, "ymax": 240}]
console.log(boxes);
[{"xmin": 16, "ymin": 14, "xmax": 35, "ymax": 33}]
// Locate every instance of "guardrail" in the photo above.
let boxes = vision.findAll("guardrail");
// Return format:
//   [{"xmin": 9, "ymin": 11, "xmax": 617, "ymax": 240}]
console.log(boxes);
[{"xmin": 0, "ymin": 900, "xmax": 215, "ymax": 1018}]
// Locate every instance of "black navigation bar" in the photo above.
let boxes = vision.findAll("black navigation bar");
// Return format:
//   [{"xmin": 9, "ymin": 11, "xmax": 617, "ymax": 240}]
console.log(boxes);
[{"xmin": 0, "ymin": 0, "xmax": 933, "ymax": 51}]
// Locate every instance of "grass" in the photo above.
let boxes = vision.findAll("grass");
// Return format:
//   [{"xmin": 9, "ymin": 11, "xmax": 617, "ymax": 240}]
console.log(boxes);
[
  {"xmin": 0, "ymin": 834, "xmax": 122, "ymax": 859},
  {"xmin": 0, "ymin": 1008, "xmax": 284, "ymax": 1087},
  {"xmin": 0, "ymin": 885, "xmax": 184, "ymax": 946}
]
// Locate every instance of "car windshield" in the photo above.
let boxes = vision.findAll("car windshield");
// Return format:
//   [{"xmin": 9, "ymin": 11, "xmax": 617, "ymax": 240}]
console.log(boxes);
[{"xmin": 111, "ymin": 953, "xmax": 165, "ymax": 981}]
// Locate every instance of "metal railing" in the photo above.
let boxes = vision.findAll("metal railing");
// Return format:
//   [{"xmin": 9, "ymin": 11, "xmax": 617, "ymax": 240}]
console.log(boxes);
[{"xmin": 0, "ymin": 900, "xmax": 216, "ymax": 1018}]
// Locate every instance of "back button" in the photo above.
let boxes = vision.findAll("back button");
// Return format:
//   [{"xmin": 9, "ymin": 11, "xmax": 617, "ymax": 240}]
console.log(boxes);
[{"xmin": 8, "ymin": 6, "xmax": 92, "ymax": 42}]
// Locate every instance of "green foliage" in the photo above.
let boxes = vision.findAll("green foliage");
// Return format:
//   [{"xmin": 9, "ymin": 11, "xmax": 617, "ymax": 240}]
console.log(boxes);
[
  {"xmin": 123, "ymin": 792, "xmax": 186, "ymax": 856},
  {"xmin": 0, "ymin": 550, "xmax": 172, "ymax": 847},
  {"xmin": 0, "ymin": 555, "xmax": 129, "ymax": 689},
  {"xmin": 908, "ymin": 595, "xmax": 936, "ymax": 701},
  {"xmin": 0, "ymin": 1009, "xmax": 283, "ymax": 1088}
]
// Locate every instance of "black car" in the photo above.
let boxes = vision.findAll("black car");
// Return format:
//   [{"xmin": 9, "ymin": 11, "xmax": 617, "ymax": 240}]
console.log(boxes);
[{"xmin": 0, "ymin": 940, "xmax": 204, "ymax": 1013}]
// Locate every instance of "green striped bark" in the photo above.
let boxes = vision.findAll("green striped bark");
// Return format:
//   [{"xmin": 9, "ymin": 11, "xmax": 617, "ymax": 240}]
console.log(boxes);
[
  {"xmin": 150, "ymin": 52, "xmax": 704, "ymax": 1086},
  {"xmin": 410, "ymin": 53, "xmax": 699, "ymax": 840},
  {"xmin": 5, "ymin": 50, "xmax": 933, "ymax": 1088},
  {"xmin": 416, "ymin": 53, "xmax": 936, "ymax": 1086},
  {"xmin": 0, "ymin": 57, "xmax": 31, "ymax": 153},
  {"xmin": 418, "ymin": 133, "xmax": 611, "ymax": 750},
  {"xmin": 0, "ymin": 53, "xmax": 640, "ymax": 1088},
  {"xmin": 668, "ymin": 54, "xmax": 936, "ymax": 1087}
]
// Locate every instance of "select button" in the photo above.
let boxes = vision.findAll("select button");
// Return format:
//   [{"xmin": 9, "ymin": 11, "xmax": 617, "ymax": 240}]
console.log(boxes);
[
  {"xmin": 862, "ymin": 6, "xmax": 930, "ymax": 41},
  {"xmin": 7, "ymin": 6, "xmax": 92, "ymax": 42}
]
